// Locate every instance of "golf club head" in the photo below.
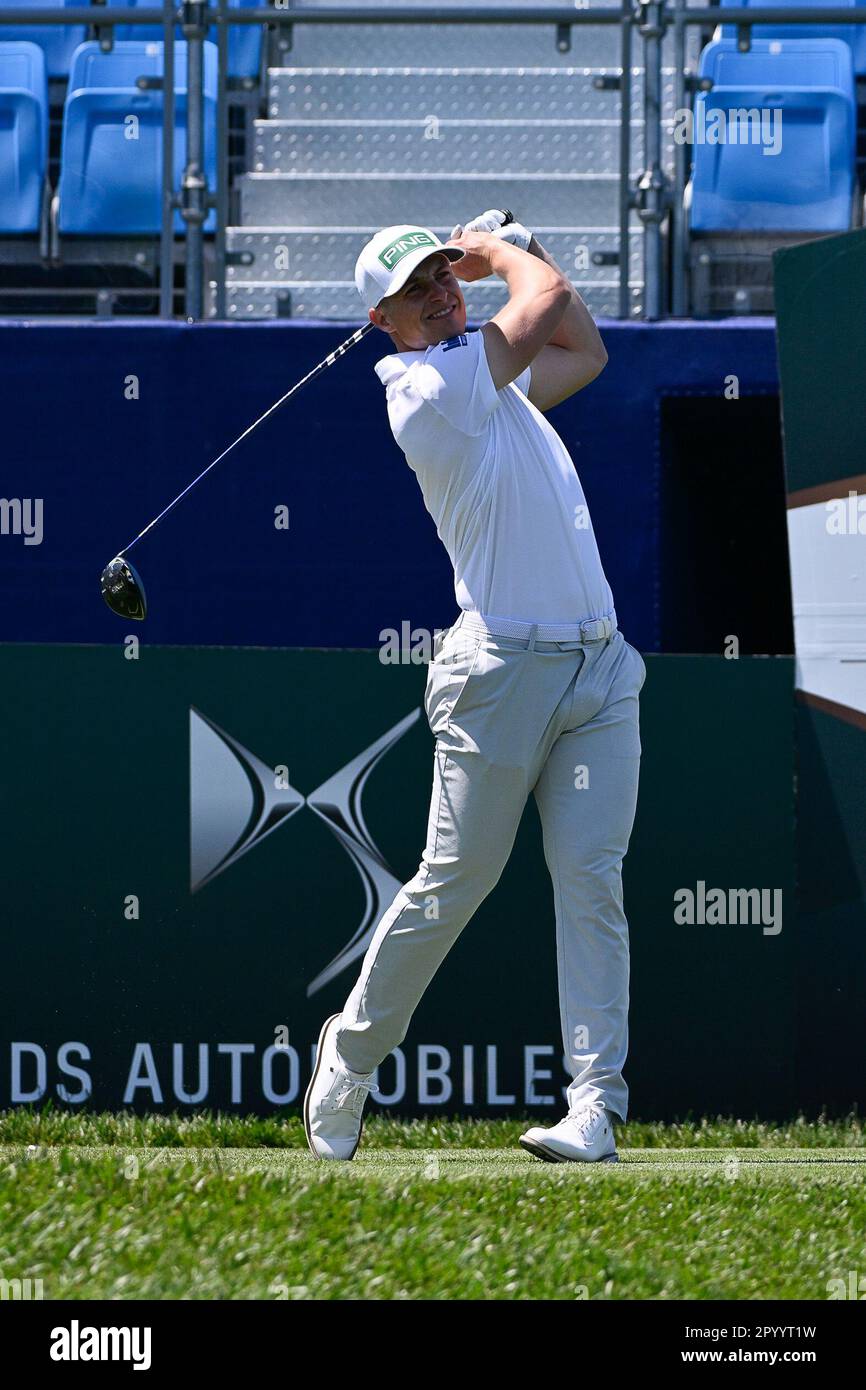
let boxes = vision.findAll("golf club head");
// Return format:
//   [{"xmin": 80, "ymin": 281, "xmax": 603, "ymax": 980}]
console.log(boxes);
[{"xmin": 100, "ymin": 556, "xmax": 147, "ymax": 621}]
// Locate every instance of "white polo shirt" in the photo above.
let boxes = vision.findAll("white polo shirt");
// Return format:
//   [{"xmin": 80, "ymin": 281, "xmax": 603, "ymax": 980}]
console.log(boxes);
[{"xmin": 373, "ymin": 328, "xmax": 615, "ymax": 625}]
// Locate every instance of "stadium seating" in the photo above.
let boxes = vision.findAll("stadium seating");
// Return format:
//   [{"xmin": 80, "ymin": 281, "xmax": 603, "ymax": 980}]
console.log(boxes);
[
  {"xmin": 0, "ymin": 0, "xmax": 86, "ymax": 80},
  {"xmin": 115, "ymin": 0, "xmax": 264, "ymax": 80},
  {"xmin": 689, "ymin": 38, "xmax": 858, "ymax": 232},
  {"xmin": 719, "ymin": 0, "xmax": 866, "ymax": 78},
  {"xmin": 1, "ymin": 0, "xmax": 864, "ymax": 316},
  {"xmin": 0, "ymin": 42, "xmax": 48, "ymax": 233},
  {"xmin": 58, "ymin": 40, "xmax": 218, "ymax": 235},
  {"xmin": 0, "ymin": 0, "xmax": 263, "ymax": 80}
]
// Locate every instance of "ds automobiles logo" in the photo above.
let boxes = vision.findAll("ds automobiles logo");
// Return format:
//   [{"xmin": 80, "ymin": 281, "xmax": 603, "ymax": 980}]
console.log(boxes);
[{"xmin": 190, "ymin": 706, "xmax": 420, "ymax": 995}]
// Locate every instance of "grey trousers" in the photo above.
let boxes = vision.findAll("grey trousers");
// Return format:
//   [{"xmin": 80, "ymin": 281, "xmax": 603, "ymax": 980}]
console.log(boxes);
[{"xmin": 336, "ymin": 613, "xmax": 646, "ymax": 1123}]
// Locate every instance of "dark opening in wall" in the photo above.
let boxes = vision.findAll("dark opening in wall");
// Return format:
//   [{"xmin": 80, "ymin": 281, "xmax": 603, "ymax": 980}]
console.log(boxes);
[{"xmin": 659, "ymin": 393, "xmax": 794, "ymax": 655}]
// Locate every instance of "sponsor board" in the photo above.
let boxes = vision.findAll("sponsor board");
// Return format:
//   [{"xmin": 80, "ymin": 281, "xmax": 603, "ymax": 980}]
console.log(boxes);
[{"xmin": 0, "ymin": 644, "xmax": 799, "ymax": 1117}]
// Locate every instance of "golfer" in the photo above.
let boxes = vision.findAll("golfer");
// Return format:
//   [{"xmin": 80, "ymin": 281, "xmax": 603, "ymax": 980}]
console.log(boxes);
[{"xmin": 305, "ymin": 210, "xmax": 646, "ymax": 1163}]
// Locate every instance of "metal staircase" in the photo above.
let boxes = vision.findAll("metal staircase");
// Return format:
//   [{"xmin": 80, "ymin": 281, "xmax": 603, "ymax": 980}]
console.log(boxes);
[{"xmin": 217, "ymin": 1, "xmax": 705, "ymax": 320}]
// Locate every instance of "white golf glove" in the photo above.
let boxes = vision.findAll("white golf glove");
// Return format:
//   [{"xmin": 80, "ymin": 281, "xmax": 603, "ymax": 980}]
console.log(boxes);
[{"xmin": 450, "ymin": 208, "xmax": 532, "ymax": 252}]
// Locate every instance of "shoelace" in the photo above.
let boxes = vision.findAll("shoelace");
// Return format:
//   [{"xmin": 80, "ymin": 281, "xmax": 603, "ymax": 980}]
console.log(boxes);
[
  {"xmin": 331, "ymin": 1074, "xmax": 379, "ymax": 1117},
  {"xmin": 567, "ymin": 1105, "xmax": 605, "ymax": 1136}
]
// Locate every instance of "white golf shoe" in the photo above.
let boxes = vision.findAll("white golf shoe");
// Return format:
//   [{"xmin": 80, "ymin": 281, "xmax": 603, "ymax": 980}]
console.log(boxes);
[
  {"xmin": 519, "ymin": 1104, "xmax": 619, "ymax": 1163},
  {"xmin": 304, "ymin": 1013, "xmax": 378, "ymax": 1160}
]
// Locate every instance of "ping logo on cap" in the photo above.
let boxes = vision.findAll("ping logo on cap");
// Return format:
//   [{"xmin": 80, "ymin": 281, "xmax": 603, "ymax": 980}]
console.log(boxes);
[{"xmin": 378, "ymin": 230, "xmax": 437, "ymax": 270}]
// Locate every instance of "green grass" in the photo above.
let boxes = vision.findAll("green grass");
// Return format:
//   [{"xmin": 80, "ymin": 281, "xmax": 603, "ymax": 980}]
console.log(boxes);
[
  {"xmin": 1, "ymin": 1111, "xmax": 864, "ymax": 1300},
  {"xmin": 1, "ymin": 1106, "xmax": 864, "ymax": 1149}
]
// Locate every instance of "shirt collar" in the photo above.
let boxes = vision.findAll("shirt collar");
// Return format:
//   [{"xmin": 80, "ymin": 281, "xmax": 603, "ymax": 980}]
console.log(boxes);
[{"xmin": 374, "ymin": 350, "xmax": 426, "ymax": 389}]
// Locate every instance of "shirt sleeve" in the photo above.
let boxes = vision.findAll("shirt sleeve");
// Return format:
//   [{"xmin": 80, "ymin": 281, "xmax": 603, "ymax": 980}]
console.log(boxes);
[{"xmin": 409, "ymin": 330, "xmax": 501, "ymax": 437}]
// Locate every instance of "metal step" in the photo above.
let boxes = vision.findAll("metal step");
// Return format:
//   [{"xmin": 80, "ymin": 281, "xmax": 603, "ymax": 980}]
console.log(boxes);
[
  {"xmin": 266, "ymin": 66, "xmax": 673, "ymax": 123},
  {"xmin": 278, "ymin": 0, "xmax": 709, "ymax": 66},
  {"xmin": 225, "ymin": 227, "xmax": 644, "ymax": 287},
  {"xmin": 251, "ymin": 119, "xmax": 676, "ymax": 179},
  {"xmin": 239, "ymin": 173, "xmax": 631, "ymax": 228},
  {"xmin": 271, "ymin": 19, "xmax": 625, "ymax": 70},
  {"xmin": 216, "ymin": 279, "xmax": 642, "ymax": 321}
]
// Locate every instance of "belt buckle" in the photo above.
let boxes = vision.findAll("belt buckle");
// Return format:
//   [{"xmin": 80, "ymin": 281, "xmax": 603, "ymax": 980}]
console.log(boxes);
[{"xmin": 580, "ymin": 618, "xmax": 604, "ymax": 642}]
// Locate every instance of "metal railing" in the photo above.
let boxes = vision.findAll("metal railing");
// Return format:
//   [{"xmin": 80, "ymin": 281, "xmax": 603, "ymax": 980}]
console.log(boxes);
[{"xmin": 1, "ymin": 3, "xmax": 864, "ymax": 319}]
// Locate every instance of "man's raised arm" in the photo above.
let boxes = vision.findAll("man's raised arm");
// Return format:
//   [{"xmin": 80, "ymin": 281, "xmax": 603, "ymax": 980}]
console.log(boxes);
[
  {"xmin": 447, "ymin": 230, "xmax": 571, "ymax": 393},
  {"xmin": 449, "ymin": 227, "xmax": 608, "ymax": 412},
  {"xmin": 520, "ymin": 235, "xmax": 609, "ymax": 411}
]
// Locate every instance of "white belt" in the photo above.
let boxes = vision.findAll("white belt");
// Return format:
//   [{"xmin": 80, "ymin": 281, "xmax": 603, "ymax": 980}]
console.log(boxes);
[{"xmin": 457, "ymin": 611, "xmax": 618, "ymax": 643}]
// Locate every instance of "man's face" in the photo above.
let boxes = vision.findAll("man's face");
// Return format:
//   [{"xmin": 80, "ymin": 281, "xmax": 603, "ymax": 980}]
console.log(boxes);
[{"xmin": 371, "ymin": 252, "xmax": 467, "ymax": 349}]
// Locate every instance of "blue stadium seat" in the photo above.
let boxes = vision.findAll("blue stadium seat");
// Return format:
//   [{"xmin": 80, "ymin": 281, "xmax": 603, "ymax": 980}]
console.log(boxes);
[
  {"xmin": 689, "ymin": 39, "xmax": 857, "ymax": 232},
  {"xmin": 0, "ymin": 0, "xmax": 87, "ymax": 80},
  {"xmin": 0, "ymin": 42, "xmax": 48, "ymax": 233},
  {"xmin": 59, "ymin": 41, "xmax": 218, "ymax": 236},
  {"xmin": 115, "ymin": 0, "xmax": 263, "ymax": 80},
  {"xmin": 720, "ymin": 0, "xmax": 866, "ymax": 78}
]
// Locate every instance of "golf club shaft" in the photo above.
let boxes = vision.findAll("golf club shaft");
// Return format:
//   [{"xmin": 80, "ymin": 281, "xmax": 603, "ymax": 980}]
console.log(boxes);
[
  {"xmin": 118, "ymin": 212, "xmax": 515, "ymax": 557},
  {"xmin": 120, "ymin": 321, "xmax": 376, "ymax": 557}
]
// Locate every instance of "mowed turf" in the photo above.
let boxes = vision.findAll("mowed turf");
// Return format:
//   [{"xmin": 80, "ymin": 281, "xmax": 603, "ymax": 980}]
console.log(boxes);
[{"xmin": 1, "ymin": 1112, "xmax": 864, "ymax": 1300}]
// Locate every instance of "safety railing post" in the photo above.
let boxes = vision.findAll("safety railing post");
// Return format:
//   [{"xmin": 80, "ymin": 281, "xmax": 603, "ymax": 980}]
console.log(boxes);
[
  {"xmin": 160, "ymin": 0, "xmax": 176, "ymax": 317},
  {"xmin": 635, "ymin": 0, "xmax": 669, "ymax": 320},
  {"xmin": 215, "ymin": 0, "xmax": 229, "ymax": 319},
  {"xmin": 180, "ymin": 0, "xmax": 209, "ymax": 319},
  {"xmin": 671, "ymin": 0, "xmax": 688, "ymax": 316},
  {"xmin": 618, "ymin": 2, "xmax": 634, "ymax": 319}
]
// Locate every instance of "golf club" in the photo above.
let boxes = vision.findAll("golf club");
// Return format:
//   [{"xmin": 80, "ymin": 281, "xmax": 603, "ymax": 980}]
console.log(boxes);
[{"xmin": 100, "ymin": 213, "xmax": 515, "ymax": 621}]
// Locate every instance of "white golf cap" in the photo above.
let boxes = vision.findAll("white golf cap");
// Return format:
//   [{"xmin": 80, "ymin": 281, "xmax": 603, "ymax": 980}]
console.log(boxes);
[{"xmin": 355, "ymin": 225, "xmax": 465, "ymax": 311}]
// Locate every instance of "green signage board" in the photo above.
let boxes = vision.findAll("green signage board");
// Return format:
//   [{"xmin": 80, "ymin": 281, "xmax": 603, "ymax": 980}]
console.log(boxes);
[{"xmin": 0, "ymin": 645, "xmax": 797, "ymax": 1119}]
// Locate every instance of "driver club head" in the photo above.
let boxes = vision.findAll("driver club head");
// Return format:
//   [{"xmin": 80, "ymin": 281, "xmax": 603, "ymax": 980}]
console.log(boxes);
[{"xmin": 100, "ymin": 555, "xmax": 147, "ymax": 621}]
